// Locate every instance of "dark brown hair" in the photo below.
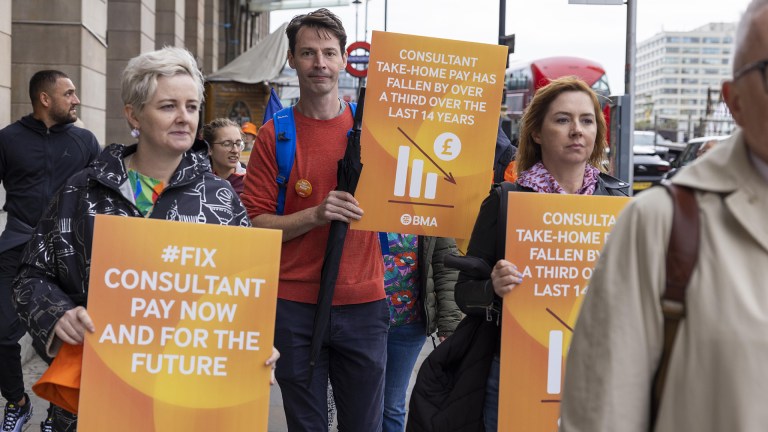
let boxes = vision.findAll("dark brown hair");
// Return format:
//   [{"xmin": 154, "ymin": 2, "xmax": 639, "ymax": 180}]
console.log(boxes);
[
  {"xmin": 202, "ymin": 118, "xmax": 241, "ymax": 145},
  {"xmin": 285, "ymin": 8, "xmax": 347, "ymax": 55}
]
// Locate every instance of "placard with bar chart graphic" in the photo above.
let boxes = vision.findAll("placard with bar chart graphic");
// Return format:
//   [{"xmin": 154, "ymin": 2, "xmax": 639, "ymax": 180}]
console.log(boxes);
[
  {"xmin": 352, "ymin": 31, "xmax": 507, "ymax": 238},
  {"xmin": 498, "ymin": 192, "xmax": 630, "ymax": 431}
]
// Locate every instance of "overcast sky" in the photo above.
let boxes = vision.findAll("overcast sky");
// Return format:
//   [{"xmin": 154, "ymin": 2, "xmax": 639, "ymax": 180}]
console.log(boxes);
[{"xmin": 270, "ymin": 0, "xmax": 751, "ymax": 94}]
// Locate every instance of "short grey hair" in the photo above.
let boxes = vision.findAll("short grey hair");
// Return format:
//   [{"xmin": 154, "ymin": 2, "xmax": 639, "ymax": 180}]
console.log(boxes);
[
  {"xmin": 733, "ymin": 0, "xmax": 768, "ymax": 72},
  {"xmin": 121, "ymin": 46, "xmax": 205, "ymax": 112}
]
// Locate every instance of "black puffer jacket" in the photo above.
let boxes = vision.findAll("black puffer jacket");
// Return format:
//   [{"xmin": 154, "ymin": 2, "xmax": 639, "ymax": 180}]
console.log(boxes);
[
  {"xmin": 407, "ymin": 315, "xmax": 498, "ymax": 432},
  {"xmin": 13, "ymin": 143, "xmax": 250, "ymax": 353},
  {"xmin": 419, "ymin": 236, "xmax": 462, "ymax": 337},
  {"xmin": 0, "ymin": 115, "xmax": 100, "ymax": 253}
]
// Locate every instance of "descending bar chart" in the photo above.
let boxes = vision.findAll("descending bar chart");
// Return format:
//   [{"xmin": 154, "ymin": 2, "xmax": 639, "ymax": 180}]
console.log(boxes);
[{"xmin": 394, "ymin": 146, "xmax": 439, "ymax": 200}]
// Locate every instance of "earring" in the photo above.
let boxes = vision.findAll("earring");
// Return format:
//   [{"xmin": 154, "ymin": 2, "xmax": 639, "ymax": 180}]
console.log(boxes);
[{"xmin": 130, "ymin": 128, "xmax": 140, "ymax": 138}]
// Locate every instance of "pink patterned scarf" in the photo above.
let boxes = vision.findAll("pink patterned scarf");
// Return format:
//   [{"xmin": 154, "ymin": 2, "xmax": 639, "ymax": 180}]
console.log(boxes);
[{"xmin": 517, "ymin": 161, "xmax": 600, "ymax": 195}]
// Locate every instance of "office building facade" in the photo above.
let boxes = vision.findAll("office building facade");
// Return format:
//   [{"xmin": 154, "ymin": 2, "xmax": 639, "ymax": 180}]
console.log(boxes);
[{"xmin": 635, "ymin": 22, "xmax": 736, "ymax": 141}]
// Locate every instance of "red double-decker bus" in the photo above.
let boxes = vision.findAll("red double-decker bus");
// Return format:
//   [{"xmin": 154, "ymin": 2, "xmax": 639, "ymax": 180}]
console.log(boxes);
[{"xmin": 503, "ymin": 56, "xmax": 612, "ymax": 140}]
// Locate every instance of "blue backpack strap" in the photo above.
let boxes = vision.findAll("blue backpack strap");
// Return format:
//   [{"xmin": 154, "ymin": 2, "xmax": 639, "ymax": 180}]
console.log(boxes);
[
  {"xmin": 379, "ymin": 232, "xmax": 390, "ymax": 255},
  {"xmin": 273, "ymin": 102, "xmax": 357, "ymax": 216},
  {"xmin": 273, "ymin": 107, "xmax": 296, "ymax": 215}
]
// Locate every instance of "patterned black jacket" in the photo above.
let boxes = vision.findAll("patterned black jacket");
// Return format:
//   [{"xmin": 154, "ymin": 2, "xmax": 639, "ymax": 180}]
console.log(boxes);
[{"xmin": 13, "ymin": 143, "xmax": 250, "ymax": 353}]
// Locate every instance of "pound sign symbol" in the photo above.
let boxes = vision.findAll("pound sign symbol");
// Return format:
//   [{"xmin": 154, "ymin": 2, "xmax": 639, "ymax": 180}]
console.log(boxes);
[{"xmin": 442, "ymin": 139, "xmax": 454, "ymax": 156}]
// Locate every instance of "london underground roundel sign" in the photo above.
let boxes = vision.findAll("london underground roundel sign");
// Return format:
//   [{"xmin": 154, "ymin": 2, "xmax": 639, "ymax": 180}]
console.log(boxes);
[{"xmin": 345, "ymin": 41, "xmax": 371, "ymax": 78}]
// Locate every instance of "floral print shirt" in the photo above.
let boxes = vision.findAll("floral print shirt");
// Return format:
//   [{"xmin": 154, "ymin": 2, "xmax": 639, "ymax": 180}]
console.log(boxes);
[{"xmin": 383, "ymin": 233, "xmax": 421, "ymax": 326}]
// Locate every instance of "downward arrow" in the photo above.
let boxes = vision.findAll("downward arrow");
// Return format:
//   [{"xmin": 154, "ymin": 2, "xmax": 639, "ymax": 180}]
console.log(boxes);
[{"xmin": 397, "ymin": 127, "xmax": 458, "ymax": 185}]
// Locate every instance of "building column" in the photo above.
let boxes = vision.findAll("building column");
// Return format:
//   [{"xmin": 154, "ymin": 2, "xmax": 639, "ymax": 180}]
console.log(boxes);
[
  {"xmin": 106, "ymin": 0, "xmax": 156, "ymax": 145},
  {"xmin": 11, "ymin": 0, "xmax": 108, "ymax": 144},
  {"xmin": 203, "ymin": 0, "xmax": 218, "ymax": 75},
  {"xmin": 185, "ymin": 0, "xmax": 205, "ymax": 65},
  {"xmin": 156, "ymin": 0, "xmax": 185, "ymax": 48},
  {"xmin": 0, "ymin": 0, "xmax": 11, "ymax": 128}
]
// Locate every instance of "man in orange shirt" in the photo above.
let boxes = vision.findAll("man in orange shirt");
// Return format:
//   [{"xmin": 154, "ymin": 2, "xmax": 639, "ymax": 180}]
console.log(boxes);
[{"xmin": 240, "ymin": 9, "xmax": 386, "ymax": 431}]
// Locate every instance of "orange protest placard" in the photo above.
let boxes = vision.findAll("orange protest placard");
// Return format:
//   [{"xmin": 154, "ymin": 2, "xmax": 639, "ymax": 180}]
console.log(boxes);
[
  {"xmin": 78, "ymin": 215, "xmax": 281, "ymax": 432},
  {"xmin": 353, "ymin": 31, "xmax": 507, "ymax": 238},
  {"xmin": 498, "ymin": 192, "xmax": 630, "ymax": 431}
]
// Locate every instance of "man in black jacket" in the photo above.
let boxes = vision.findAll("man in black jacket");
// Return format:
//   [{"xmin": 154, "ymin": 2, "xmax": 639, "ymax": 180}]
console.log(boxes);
[{"xmin": 0, "ymin": 70, "xmax": 99, "ymax": 432}]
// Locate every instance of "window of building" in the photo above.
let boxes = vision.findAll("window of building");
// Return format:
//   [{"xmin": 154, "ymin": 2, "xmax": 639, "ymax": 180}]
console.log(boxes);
[
  {"xmin": 702, "ymin": 47, "xmax": 721, "ymax": 55},
  {"xmin": 703, "ymin": 37, "xmax": 721, "ymax": 44},
  {"xmin": 592, "ymin": 75, "xmax": 610, "ymax": 94},
  {"xmin": 681, "ymin": 78, "xmax": 699, "ymax": 84},
  {"xmin": 505, "ymin": 68, "xmax": 532, "ymax": 91},
  {"xmin": 681, "ymin": 57, "xmax": 700, "ymax": 64}
]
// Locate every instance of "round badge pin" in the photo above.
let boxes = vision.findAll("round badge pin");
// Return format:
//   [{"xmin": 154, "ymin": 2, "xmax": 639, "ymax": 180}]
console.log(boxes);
[{"xmin": 295, "ymin": 179, "xmax": 313, "ymax": 198}]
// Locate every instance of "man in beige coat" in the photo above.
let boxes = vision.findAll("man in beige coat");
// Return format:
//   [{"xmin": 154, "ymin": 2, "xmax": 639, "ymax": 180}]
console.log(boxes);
[{"xmin": 560, "ymin": 1, "xmax": 768, "ymax": 430}]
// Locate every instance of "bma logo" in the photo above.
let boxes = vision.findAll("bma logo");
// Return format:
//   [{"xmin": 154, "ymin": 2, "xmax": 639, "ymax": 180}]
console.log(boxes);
[{"xmin": 399, "ymin": 214, "xmax": 437, "ymax": 227}]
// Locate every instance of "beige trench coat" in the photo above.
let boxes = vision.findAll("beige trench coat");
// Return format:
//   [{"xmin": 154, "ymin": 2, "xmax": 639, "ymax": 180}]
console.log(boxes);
[{"xmin": 560, "ymin": 130, "xmax": 768, "ymax": 432}]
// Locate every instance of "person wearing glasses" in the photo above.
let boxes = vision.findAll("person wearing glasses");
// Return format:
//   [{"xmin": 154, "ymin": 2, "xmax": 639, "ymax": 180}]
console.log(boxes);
[
  {"xmin": 202, "ymin": 118, "xmax": 247, "ymax": 195},
  {"xmin": 560, "ymin": 1, "xmax": 768, "ymax": 431}
]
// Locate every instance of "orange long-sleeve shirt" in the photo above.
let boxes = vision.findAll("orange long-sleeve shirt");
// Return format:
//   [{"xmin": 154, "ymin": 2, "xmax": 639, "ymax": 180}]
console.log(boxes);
[{"xmin": 241, "ymin": 106, "xmax": 384, "ymax": 306}]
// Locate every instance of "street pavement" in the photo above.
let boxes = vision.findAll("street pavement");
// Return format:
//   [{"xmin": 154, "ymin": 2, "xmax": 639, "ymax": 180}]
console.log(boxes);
[
  {"xmin": 268, "ymin": 340, "xmax": 434, "ymax": 431},
  {"xmin": 17, "ymin": 335, "xmax": 435, "ymax": 431}
]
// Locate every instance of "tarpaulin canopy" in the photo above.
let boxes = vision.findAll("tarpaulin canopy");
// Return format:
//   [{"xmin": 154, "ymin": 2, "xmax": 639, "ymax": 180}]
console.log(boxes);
[{"xmin": 206, "ymin": 22, "xmax": 289, "ymax": 84}]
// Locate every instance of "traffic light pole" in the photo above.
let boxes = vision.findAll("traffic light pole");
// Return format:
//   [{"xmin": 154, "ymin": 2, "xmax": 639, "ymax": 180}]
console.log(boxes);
[
  {"xmin": 498, "ymin": 1, "xmax": 515, "ymax": 67},
  {"xmin": 499, "ymin": 0, "xmax": 505, "ymax": 44}
]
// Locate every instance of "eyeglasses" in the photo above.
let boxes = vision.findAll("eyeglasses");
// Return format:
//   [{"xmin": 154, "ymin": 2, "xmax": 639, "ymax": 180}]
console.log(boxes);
[
  {"xmin": 733, "ymin": 58, "xmax": 768, "ymax": 93},
  {"xmin": 212, "ymin": 139, "xmax": 245, "ymax": 151}
]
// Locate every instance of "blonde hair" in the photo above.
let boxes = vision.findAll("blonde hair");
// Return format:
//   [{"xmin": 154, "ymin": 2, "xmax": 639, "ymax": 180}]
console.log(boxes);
[{"xmin": 121, "ymin": 46, "xmax": 205, "ymax": 113}]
